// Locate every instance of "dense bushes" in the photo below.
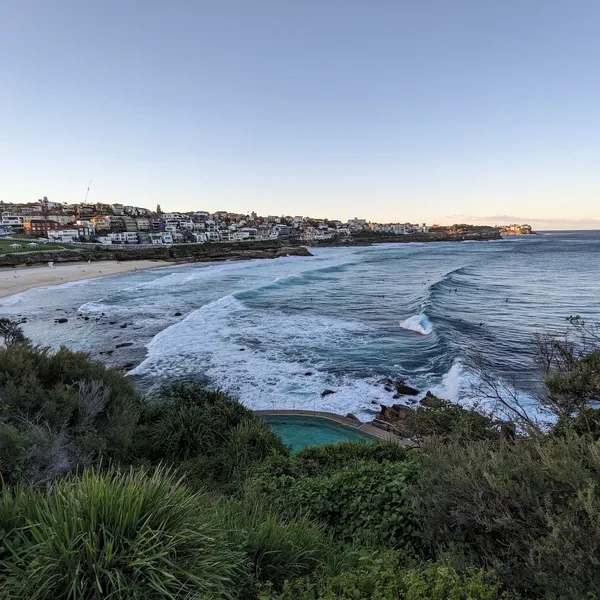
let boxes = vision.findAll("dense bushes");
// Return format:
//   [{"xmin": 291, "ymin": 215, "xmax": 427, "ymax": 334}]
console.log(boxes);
[
  {"xmin": 0, "ymin": 468, "xmax": 245, "ymax": 599},
  {"xmin": 4, "ymin": 317, "xmax": 600, "ymax": 598},
  {"xmin": 214, "ymin": 495, "xmax": 344, "ymax": 591},
  {"xmin": 259, "ymin": 551, "xmax": 504, "ymax": 600},
  {"xmin": 137, "ymin": 383, "xmax": 256, "ymax": 461},
  {"xmin": 0, "ymin": 343, "xmax": 140, "ymax": 484},
  {"xmin": 251, "ymin": 442, "xmax": 420, "ymax": 549},
  {"xmin": 402, "ymin": 394, "xmax": 500, "ymax": 442},
  {"xmin": 134, "ymin": 383, "xmax": 290, "ymax": 488},
  {"xmin": 412, "ymin": 434, "xmax": 600, "ymax": 598}
]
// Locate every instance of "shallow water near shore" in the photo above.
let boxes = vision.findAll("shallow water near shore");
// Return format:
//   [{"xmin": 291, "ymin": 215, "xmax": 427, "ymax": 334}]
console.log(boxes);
[{"xmin": 2, "ymin": 231, "xmax": 599, "ymax": 420}]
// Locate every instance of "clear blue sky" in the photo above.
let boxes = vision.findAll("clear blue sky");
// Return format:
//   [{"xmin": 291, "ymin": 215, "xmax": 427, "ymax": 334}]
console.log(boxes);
[{"xmin": 1, "ymin": 0, "xmax": 599, "ymax": 228}]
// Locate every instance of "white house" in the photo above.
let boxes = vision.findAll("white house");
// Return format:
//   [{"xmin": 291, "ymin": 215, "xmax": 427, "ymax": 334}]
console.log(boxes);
[
  {"xmin": 109, "ymin": 232, "xmax": 139, "ymax": 244},
  {"xmin": 1, "ymin": 213, "xmax": 24, "ymax": 227},
  {"xmin": 234, "ymin": 227, "xmax": 258, "ymax": 241},
  {"xmin": 48, "ymin": 229, "xmax": 79, "ymax": 243},
  {"xmin": 9, "ymin": 243, "xmax": 21, "ymax": 249},
  {"xmin": 149, "ymin": 232, "xmax": 173, "ymax": 245}
]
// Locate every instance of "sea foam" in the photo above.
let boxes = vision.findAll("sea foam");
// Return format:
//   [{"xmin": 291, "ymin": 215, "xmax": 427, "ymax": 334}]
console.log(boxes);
[{"xmin": 399, "ymin": 314, "xmax": 433, "ymax": 335}]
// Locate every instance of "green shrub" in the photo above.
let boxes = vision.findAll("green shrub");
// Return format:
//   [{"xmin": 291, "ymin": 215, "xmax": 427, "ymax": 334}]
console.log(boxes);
[
  {"xmin": 295, "ymin": 440, "xmax": 409, "ymax": 470},
  {"xmin": 401, "ymin": 395, "xmax": 500, "ymax": 442},
  {"xmin": 253, "ymin": 456, "xmax": 420, "ymax": 549},
  {"xmin": 259, "ymin": 551, "xmax": 504, "ymax": 600},
  {"xmin": 412, "ymin": 434, "xmax": 600, "ymax": 598},
  {"xmin": 214, "ymin": 494, "xmax": 343, "ymax": 591},
  {"xmin": 180, "ymin": 420, "xmax": 290, "ymax": 489},
  {"xmin": 1, "ymin": 467, "xmax": 245, "ymax": 599},
  {"xmin": 0, "ymin": 344, "xmax": 141, "ymax": 483},
  {"xmin": 141, "ymin": 383, "xmax": 253, "ymax": 461}
]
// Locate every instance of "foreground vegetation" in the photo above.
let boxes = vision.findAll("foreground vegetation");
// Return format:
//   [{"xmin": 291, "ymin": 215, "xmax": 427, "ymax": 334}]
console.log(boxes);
[{"xmin": 1, "ymin": 317, "xmax": 599, "ymax": 598}]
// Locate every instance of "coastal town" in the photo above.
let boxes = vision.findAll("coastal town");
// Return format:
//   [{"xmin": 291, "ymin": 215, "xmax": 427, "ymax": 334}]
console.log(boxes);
[{"xmin": 0, "ymin": 197, "xmax": 532, "ymax": 248}]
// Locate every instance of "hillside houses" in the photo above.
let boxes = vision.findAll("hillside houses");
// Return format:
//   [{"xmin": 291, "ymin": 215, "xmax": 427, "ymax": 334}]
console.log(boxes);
[{"xmin": 0, "ymin": 199, "xmax": 437, "ymax": 246}]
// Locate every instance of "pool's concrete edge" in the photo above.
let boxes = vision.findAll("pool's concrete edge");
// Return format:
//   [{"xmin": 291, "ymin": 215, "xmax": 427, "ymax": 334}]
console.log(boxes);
[{"xmin": 255, "ymin": 409, "xmax": 413, "ymax": 446}]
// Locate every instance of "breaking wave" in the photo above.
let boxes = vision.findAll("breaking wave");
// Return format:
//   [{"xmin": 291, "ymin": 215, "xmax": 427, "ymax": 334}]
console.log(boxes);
[{"xmin": 400, "ymin": 314, "xmax": 433, "ymax": 335}]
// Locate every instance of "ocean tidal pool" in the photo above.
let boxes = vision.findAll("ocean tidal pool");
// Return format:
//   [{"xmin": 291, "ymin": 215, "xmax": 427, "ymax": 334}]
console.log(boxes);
[{"xmin": 260, "ymin": 414, "xmax": 375, "ymax": 453}]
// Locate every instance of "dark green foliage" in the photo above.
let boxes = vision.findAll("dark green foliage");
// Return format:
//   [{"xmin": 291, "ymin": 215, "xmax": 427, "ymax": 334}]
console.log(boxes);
[
  {"xmin": 0, "ymin": 344, "xmax": 141, "ymax": 483},
  {"xmin": 402, "ymin": 395, "xmax": 500, "ymax": 441},
  {"xmin": 252, "ymin": 440, "xmax": 409, "ymax": 482},
  {"xmin": 296, "ymin": 439, "xmax": 409, "ymax": 469},
  {"xmin": 181, "ymin": 420, "xmax": 290, "ymax": 488},
  {"xmin": 214, "ymin": 494, "xmax": 343, "ymax": 592},
  {"xmin": 259, "ymin": 551, "xmax": 504, "ymax": 600},
  {"xmin": 0, "ymin": 468, "xmax": 245, "ymax": 600},
  {"xmin": 412, "ymin": 434, "xmax": 600, "ymax": 598},
  {"xmin": 0, "ymin": 318, "xmax": 26, "ymax": 347},
  {"xmin": 252, "ymin": 443, "xmax": 420, "ymax": 549},
  {"xmin": 140, "ymin": 383, "xmax": 254, "ymax": 461}
]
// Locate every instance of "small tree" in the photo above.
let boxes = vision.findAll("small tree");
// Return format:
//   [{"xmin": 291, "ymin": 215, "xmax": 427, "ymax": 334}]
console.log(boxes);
[
  {"xmin": 0, "ymin": 318, "xmax": 26, "ymax": 347},
  {"xmin": 467, "ymin": 316, "xmax": 600, "ymax": 435}
]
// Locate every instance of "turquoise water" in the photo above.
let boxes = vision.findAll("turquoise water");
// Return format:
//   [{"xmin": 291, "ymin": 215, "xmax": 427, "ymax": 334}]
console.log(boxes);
[{"xmin": 261, "ymin": 415, "xmax": 374, "ymax": 452}]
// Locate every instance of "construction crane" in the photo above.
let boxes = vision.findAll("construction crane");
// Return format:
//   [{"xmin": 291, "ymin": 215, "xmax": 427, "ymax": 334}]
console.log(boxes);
[{"xmin": 84, "ymin": 180, "xmax": 92, "ymax": 203}]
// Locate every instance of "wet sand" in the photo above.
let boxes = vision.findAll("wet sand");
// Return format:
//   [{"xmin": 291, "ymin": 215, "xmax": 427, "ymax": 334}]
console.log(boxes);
[{"xmin": 0, "ymin": 260, "xmax": 170, "ymax": 299}]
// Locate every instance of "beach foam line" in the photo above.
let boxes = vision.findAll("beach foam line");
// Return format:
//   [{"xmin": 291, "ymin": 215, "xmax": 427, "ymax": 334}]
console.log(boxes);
[{"xmin": 0, "ymin": 260, "xmax": 170, "ymax": 302}]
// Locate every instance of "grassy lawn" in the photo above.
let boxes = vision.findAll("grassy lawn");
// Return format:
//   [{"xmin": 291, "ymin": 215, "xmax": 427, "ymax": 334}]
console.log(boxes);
[{"xmin": 0, "ymin": 239, "xmax": 78, "ymax": 254}]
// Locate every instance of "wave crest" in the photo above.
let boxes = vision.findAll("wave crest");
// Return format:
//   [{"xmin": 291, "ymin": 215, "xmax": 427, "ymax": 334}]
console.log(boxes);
[{"xmin": 400, "ymin": 314, "xmax": 433, "ymax": 335}]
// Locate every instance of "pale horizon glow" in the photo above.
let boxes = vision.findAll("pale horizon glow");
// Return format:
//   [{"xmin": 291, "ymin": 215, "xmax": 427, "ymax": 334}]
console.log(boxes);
[{"xmin": 1, "ymin": 0, "xmax": 599, "ymax": 230}]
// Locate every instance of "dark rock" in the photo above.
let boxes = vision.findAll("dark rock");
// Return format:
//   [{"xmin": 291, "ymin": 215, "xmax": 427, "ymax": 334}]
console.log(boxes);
[
  {"xmin": 100, "ymin": 350, "xmax": 114, "ymax": 355},
  {"xmin": 384, "ymin": 386, "xmax": 394, "ymax": 392},
  {"xmin": 321, "ymin": 389, "xmax": 336, "ymax": 397},
  {"xmin": 378, "ymin": 377, "xmax": 394, "ymax": 386},
  {"xmin": 346, "ymin": 413, "xmax": 360, "ymax": 421},
  {"xmin": 121, "ymin": 363, "xmax": 135, "ymax": 370},
  {"xmin": 174, "ymin": 312, "xmax": 182, "ymax": 317},
  {"xmin": 304, "ymin": 372, "xmax": 313, "ymax": 376},
  {"xmin": 394, "ymin": 380, "xmax": 419, "ymax": 396},
  {"xmin": 116, "ymin": 342, "xmax": 133, "ymax": 348},
  {"xmin": 84, "ymin": 316, "xmax": 89, "ymax": 320},
  {"xmin": 120, "ymin": 324, "xmax": 128, "ymax": 329},
  {"xmin": 55, "ymin": 318, "xmax": 68, "ymax": 323},
  {"xmin": 239, "ymin": 348, "xmax": 245, "ymax": 351},
  {"xmin": 109, "ymin": 321, "xmax": 117, "ymax": 325},
  {"xmin": 370, "ymin": 419, "xmax": 392, "ymax": 432},
  {"xmin": 377, "ymin": 403, "xmax": 414, "ymax": 425}
]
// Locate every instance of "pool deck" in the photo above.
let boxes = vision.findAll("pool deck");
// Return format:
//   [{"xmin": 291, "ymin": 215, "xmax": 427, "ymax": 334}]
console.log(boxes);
[{"xmin": 255, "ymin": 409, "xmax": 413, "ymax": 446}]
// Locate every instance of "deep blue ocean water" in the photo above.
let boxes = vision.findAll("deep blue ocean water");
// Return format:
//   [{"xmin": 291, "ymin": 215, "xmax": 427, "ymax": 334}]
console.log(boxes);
[{"xmin": 2, "ymin": 231, "xmax": 598, "ymax": 419}]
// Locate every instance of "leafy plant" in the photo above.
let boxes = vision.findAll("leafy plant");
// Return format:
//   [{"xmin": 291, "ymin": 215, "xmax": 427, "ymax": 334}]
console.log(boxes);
[
  {"xmin": 258, "ymin": 551, "xmax": 504, "ymax": 600},
  {"xmin": 412, "ymin": 434, "xmax": 600, "ymax": 598},
  {"xmin": 214, "ymin": 493, "xmax": 343, "ymax": 591},
  {"xmin": 253, "ymin": 452, "xmax": 420, "ymax": 549},
  {"xmin": 1, "ymin": 467, "xmax": 246, "ymax": 599},
  {"xmin": 0, "ymin": 343, "xmax": 141, "ymax": 483}
]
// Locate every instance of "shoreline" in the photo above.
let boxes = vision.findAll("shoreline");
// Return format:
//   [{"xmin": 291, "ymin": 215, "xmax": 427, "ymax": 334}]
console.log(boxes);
[
  {"xmin": 0, "ymin": 260, "xmax": 170, "ymax": 299},
  {"xmin": 0, "ymin": 246, "xmax": 313, "ymax": 299}
]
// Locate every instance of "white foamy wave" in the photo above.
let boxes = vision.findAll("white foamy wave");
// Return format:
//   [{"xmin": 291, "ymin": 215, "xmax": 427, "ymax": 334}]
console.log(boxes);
[
  {"xmin": 128, "ymin": 294, "xmax": 388, "ymax": 419},
  {"xmin": 400, "ymin": 314, "xmax": 433, "ymax": 335},
  {"xmin": 77, "ymin": 301, "xmax": 107, "ymax": 314},
  {"xmin": 428, "ymin": 359, "xmax": 550, "ymax": 424},
  {"xmin": 428, "ymin": 360, "xmax": 474, "ymax": 402}
]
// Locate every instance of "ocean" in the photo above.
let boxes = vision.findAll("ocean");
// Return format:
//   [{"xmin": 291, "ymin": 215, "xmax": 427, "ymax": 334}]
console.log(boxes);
[{"xmin": 2, "ymin": 231, "xmax": 598, "ymax": 420}]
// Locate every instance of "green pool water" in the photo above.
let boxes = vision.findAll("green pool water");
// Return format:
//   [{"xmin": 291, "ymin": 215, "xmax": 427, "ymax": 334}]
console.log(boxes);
[{"xmin": 261, "ymin": 415, "xmax": 374, "ymax": 453}]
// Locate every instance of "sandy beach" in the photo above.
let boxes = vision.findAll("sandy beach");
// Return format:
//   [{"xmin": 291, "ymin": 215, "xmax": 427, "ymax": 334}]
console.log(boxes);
[{"xmin": 0, "ymin": 260, "xmax": 170, "ymax": 299}]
